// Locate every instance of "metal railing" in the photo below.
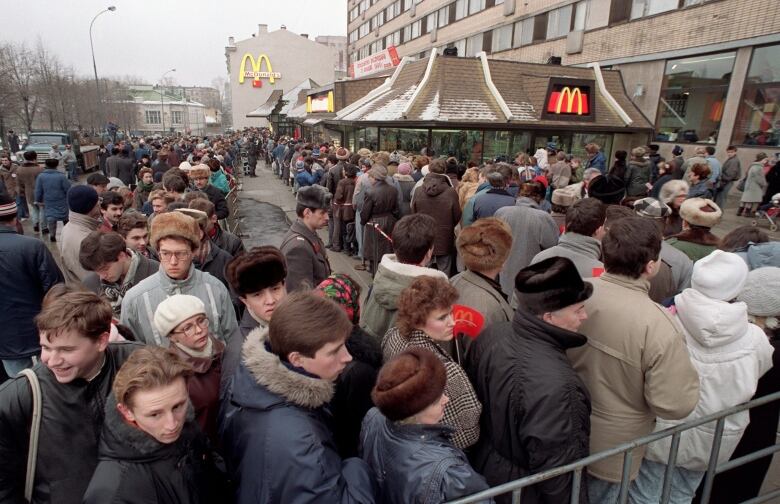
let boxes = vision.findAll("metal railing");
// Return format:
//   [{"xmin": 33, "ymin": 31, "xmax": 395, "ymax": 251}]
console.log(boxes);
[{"xmin": 448, "ymin": 391, "xmax": 780, "ymax": 504}]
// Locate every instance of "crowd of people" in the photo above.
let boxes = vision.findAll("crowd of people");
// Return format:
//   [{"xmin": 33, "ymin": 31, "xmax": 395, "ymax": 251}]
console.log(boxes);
[{"xmin": 0, "ymin": 128, "xmax": 778, "ymax": 504}]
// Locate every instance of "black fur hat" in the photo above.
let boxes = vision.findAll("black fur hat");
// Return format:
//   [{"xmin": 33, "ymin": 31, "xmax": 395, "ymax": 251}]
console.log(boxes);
[
  {"xmin": 515, "ymin": 257, "xmax": 593, "ymax": 315},
  {"xmin": 226, "ymin": 246, "xmax": 287, "ymax": 297}
]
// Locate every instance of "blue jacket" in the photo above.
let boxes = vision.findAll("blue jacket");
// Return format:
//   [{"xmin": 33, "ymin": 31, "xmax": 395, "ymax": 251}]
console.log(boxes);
[
  {"xmin": 586, "ymin": 151, "xmax": 607, "ymax": 174},
  {"xmin": 34, "ymin": 168, "xmax": 70, "ymax": 220},
  {"xmin": 472, "ymin": 188, "xmax": 516, "ymax": 221},
  {"xmin": 360, "ymin": 408, "xmax": 489, "ymax": 504},
  {"xmin": 219, "ymin": 328, "xmax": 376, "ymax": 504},
  {"xmin": 0, "ymin": 227, "xmax": 63, "ymax": 358},
  {"xmin": 296, "ymin": 169, "xmax": 322, "ymax": 187}
]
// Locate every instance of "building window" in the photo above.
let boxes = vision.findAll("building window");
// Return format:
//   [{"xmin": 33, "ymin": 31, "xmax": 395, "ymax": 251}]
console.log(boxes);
[
  {"xmin": 573, "ymin": 0, "xmax": 588, "ymax": 30},
  {"xmin": 495, "ymin": 0, "xmax": 505, "ymax": 4},
  {"xmin": 438, "ymin": 6, "xmax": 450, "ymax": 27},
  {"xmin": 145, "ymin": 110, "xmax": 161, "ymax": 125},
  {"xmin": 483, "ymin": 131, "xmax": 530, "ymax": 161},
  {"xmin": 491, "ymin": 25, "xmax": 513, "ymax": 53},
  {"xmin": 359, "ymin": 22, "xmax": 370, "ymax": 38},
  {"xmin": 426, "ymin": 12, "xmax": 437, "ymax": 33},
  {"xmin": 403, "ymin": 0, "xmax": 413, "ymax": 11},
  {"xmin": 513, "ymin": 17, "xmax": 533, "ymax": 47},
  {"xmin": 455, "ymin": 0, "xmax": 467, "ymax": 20},
  {"xmin": 380, "ymin": 128, "xmax": 429, "ymax": 152},
  {"xmin": 465, "ymin": 33, "xmax": 484, "ymax": 57},
  {"xmin": 171, "ymin": 111, "xmax": 183, "ymax": 125},
  {"xmin": 547, "ymin": 4, "xmax": 572, "ymax": 39},
  {"xmin": 411, "ymin": 19, "xmax": 422, "ymax": 39},
  {"xmin": 469, "ymin": 0, "xmax": 486, "ymax": 15},
  {"xmin": 385, "ymin": 4, "xmax": 395, "ymax": 21},
  {"xmin": 733, "ymin": 44, "xmax": 780, "ymax": 147},
  {"xmin": 349, "ymin": 30, "xmax": 358, "ymax": 43},
  {"xmin": 450, "ymin": 38, "xmax": 466, "ymax": 57},
  {"xmin": 655, "ymin": 51, "xmax": 736, "ymax": 144},
  {"xmin": 432, "ymin": 129, "xmax": 484, "ymax": 164},
  {"xmin": 630, "ymin": 0, "xmax": 678, "ymax": 19}
]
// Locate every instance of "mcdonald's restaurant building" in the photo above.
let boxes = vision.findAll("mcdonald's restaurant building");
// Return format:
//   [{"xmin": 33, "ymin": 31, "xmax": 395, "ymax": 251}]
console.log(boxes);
[
  {"xmin": 225, "ymin": 25, "xmax": 341, "ymax": 130},
  {"xmin": 299, "ymin": 50, "xmax": 653, "ymax": 164}
]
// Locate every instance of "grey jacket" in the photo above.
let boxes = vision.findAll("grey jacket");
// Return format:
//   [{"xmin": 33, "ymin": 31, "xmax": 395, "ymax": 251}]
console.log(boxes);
[
  {"xmin": 360, "ymin": 408, "xmax": 489, "ymax": 504},
  {"xmin": 450, "ymin": 270, "xmax": 512, "ymax": 327},
  {"xmin": 120, "ymin": 264, "xmax": 238, "ymax": 346},
  {"xmin": 531, "ymin": 232, "xmax": 603, "ymax": 279},
  {"xmin": 280, "ymin": 220, "xmax": 331, "ymax": 292},
  {"xmin": 59, "ymin": 211, "xmax": 100, "ymax": 284},
  {"xmin": 660, "ymin": 240, "xmax": 693, "ymax": 293},
  {"xmin": 82, "ymin": 250, "xmax": 160, "ymax": 319}
]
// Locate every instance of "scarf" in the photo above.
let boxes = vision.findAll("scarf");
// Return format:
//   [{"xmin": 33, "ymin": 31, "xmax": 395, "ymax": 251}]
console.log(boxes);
[
  {"xmin": 102, "ymin": 251, "xmax": 140, "ymax": 318},
  {"xmin": 137, "ymin": 180, "xmax": 155, "ymax": 192},
  {"xmin": 174, "ymin": 337, "xmax": 214, "ymax": 358},
  {"xmin": 314, "ymin": 273, "xmax": 361, "ymax": 324}
]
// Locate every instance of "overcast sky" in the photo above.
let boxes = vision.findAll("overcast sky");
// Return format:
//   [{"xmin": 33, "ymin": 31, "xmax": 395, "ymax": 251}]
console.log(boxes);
[{"xmin": 2, "ymin": 0, "xmax": 347, "ymax": 88}]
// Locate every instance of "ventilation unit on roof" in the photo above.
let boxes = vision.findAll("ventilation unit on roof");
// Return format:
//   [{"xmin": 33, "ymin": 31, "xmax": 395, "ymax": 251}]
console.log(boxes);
[{"xmin": 443, "ymin": 47, "xmax": 458, "ymax": 57}]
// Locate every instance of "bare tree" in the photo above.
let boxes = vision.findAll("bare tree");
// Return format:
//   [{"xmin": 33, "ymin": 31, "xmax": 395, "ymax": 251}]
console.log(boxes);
[{"xmin": 0, "ymin": 42, "xmax": 40, "ymax": 133}]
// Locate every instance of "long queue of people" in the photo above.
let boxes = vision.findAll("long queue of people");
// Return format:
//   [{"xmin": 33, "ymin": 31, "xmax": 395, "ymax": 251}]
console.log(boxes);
[{"xmin": 0, "ymin": 128, "xmax": 778, "ymax": 504}]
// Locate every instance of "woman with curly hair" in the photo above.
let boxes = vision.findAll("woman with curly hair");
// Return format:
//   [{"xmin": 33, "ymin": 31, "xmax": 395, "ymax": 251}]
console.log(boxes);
[{"xmin": 382, "ymin": 276, "xmax": 481, "ymax": 449}]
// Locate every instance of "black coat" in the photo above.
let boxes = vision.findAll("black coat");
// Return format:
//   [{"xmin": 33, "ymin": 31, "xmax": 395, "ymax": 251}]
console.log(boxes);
[
  {"xmin": 83, "ymin": 398, "xmax": 218, "ymax": 504},
  {"xmin": 465, "ymin": 309, "xmax": 591, "ymax": 504},
  {"xmin": 200, "ymin": 185, "xmax": 229, "ymax": 220},
  {"xmin": 361, "ymin": 180, "xmax": 399, "ymax": 264},
  {"xmin": 219, "ymin": 328, "xmax": 376, "ymax": 504},
  {"xmin": 0, "ymin": 342, "xmax": 141, "ymax": 504},
  {"xmin": 213, "ymin": 225, "xmax": 245, "ymax": 257},
  {"xmin": 0, "ymin": 227, "xmax": 63, "ymax": 359}
]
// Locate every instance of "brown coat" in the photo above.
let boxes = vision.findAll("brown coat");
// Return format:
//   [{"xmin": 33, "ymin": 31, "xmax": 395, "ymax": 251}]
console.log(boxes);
[
  {"xmin": 0, "ymin": 164, "xmax": 18, "ymax": 198},
  {"xmin": 361, "ymin": 179, "xmax": 399, "ymax": 264},
  {"xmin": 411, "ymin": 173, "xmax": 462, "ymax": 256},
  {"xmin": 334, "ymin": 177, "xmax": 356, "ymax": 222},
  {"xmin": 567, "ymin": 273, "xmax": 699, "ymax": 482},
  {"xmin": 280, "ymin": 219, "xmax": 331, "ymax": 292},
  {"xmin": 16, "ymin": 161, "xmax": 43, "ymax": 198}
]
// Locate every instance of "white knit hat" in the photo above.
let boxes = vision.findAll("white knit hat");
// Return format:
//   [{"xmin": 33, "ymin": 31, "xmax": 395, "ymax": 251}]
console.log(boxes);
[
  {"xmin": 738, "ymin": 267, "xmax": 780, "ymax": 316},
  {"xmin": 691, "ymin": 250, "xmax": 749, "ymax": 301},
  {"xmin": 153, "ymin": 294, "xmax": 207, "ymax": 338}
]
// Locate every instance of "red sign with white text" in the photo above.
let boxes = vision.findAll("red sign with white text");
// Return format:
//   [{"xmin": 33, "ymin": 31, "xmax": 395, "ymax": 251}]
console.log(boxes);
[{"xmin": 348, "ymin": 46, "xmax": 401, "ymax": 79}]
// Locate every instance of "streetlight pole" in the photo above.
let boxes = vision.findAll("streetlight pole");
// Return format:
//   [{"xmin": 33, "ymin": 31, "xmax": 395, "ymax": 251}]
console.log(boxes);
[
  {"xmin": 159, "ymin": 68, "xmax": 176, "ymax": 135},
  {"xmin": 89, "ymin": 6, "xmax": 116, "ymax": 133}
]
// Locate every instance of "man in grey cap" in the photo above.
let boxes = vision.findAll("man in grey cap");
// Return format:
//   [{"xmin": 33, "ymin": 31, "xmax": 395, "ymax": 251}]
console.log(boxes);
[{"xmin": 280, "ymin": 185, "xmax": 332, "ymax": 292}]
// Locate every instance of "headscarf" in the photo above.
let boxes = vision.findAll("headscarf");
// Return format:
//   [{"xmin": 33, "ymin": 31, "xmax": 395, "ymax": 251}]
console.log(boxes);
[{"xmin": 315, "ymin": 274, "xmax": 361, "ymax": 325}]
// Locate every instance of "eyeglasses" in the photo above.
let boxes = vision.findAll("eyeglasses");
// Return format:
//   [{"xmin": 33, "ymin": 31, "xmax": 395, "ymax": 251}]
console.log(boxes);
[
  {"xmin": 159, "ymin": 250, "xmax": 191, "ymax": 261},
  {"xmin": 171, "ymin": 316, "xmax": 209, "ymax": 337}
]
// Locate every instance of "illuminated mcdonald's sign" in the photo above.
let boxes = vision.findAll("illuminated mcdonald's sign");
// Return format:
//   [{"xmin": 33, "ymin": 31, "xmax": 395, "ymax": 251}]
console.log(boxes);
[
  {"xmin": 238, "ymin": 53, "xmax": 282, "ymax": 88},
  {"xmin": 547, "ymin": 86, "xmax": 589, "ymax": 115}
]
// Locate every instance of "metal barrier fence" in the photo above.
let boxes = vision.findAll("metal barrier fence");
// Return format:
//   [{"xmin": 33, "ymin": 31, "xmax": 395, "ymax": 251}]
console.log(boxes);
[{"xmin": 448, "ymin": 390, "xmax": 780, "ymax": 504}]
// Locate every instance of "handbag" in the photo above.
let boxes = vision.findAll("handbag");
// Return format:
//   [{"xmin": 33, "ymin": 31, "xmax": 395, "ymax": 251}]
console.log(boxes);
[
  {"xmin": 19, "ymin": 369, "xmax": 43, "ymax": 503},
  {"xmin": 737, "ymin": 176, "xmax": 747, "ymax": 192}
]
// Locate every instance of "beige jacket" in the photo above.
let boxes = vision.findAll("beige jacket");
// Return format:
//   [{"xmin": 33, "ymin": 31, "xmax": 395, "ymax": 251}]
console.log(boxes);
[{"xmin": 567, "ymin": 273, "xmax": 699, "ymax": 482}]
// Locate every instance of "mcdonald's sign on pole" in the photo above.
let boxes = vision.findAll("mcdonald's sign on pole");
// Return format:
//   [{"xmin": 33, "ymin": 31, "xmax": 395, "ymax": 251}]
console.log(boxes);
[
  {"xmin": 238, "ymin": 53, "xmax": 282, "ymax": 88},
  {"xmin": 542, "ymin": 79, "xmax": 595, "ymax": 121}
]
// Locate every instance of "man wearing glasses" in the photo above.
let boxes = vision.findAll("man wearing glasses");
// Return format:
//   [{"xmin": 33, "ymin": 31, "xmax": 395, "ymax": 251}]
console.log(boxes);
[{"xmin": 120, "ymin": 211, "xmax": 238, "ymax": 346}]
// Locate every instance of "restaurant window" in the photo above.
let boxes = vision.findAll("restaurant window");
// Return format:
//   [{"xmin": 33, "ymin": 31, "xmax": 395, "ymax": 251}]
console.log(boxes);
[
  {"xmin": 570, "ymin": 133, "xmax": 613, "ymax": 162},
  {"xmin": 513, "ymin": 17, "xmax": 533, "ymax": 47},
  {"xmin": 432, "ymin": 129, "xmax": 484, "ymax": 164},
  {"xmin": 547, "ymin": 4, "xmax": 572, "ymax": 39},
  {"xmin": 380, "ymin": 128, "xmax": 429, "ymax": 152},
  {"xmin": 630, "ymin": 0, "xmax": 678, "ymax": 19},
  {"xmin": 491, "ymin": 25, "xmax": 513, "ymax": 53},
  {"xmin": 438, "ymin": 6, "xmax": 450, "ymax": 27},
  {"xmin": 733, "ymin": 44, "xmax": 780, "ymax": 147},
  {"xmin": 465, "ymin": 33, "xmax": 484, "ymax": 57},
  {"xmin": 455, "ymin": 0, "xmax": 468, "ymax": 20},
  {"xmin": 655, "ymin": 51, "xmax": 736, "ymax": 144},
  {"xmin": 356, "ymin": 127, "xmax": 379, "ymax": 151},
  {"xmin": 483, "ymin": 131, "xmax": 531, "ymax": 161},
  {"xmin": 469, "ymin": 0, "xmax": 486, "ymax": 15}
]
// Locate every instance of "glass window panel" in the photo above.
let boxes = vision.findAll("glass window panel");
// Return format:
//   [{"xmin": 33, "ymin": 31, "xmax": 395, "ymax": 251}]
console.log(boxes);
[
  {"xmin": 379, "ymin": 128, "xmax": 429, "ymax": 152},
  {"xmin": 356, "ymin": 127, "xmax": 379, "ymax": 151},
  {"xmin": 655, "ymin": 51, "xmax": 735, "ymax": 143},
  {"xmin": 466, "ymin": 33, "xmax": 484, "ymax": 57},
  {"xmin": 455, "ymin": 0, "xmax": 467, "ymax": 20},
  {"xmin": 747, "ymin": 44, "xmax": 780, "ymax": 84},
  {"xmin": 403, "ymin": 0, "xmax": 413, "ymax": 11},
  {"xmin": 570, "ymin": 133, "xmax": 613, "ymax": 163},
  {"xmin": 732, "ymin": 44, "xmax": 780, "ymax": 146},
  {"xmin": 631, "ymin": 0, "xmax": 678, "ymax": 19},
  {"xmin": 432, "ymin": 129, "xmax": 484, "ymax": 164},
  {"xmin": 492, "ymin": 25, "xmax": 513, "ymax": 53},
  {"xmin": 495, "ymin": 0, "xmax": 505, "ymax": 4},
  {"xmin": 469, "ymin": 0, "xmax": 486, "ymax": 15},
  {"xmin": 574, "ymin": 0, "xmax": 588, "ymax": 30},
  {"xmin": 427, "ymin": 12, "xmax": 437, "ymax": 32},
  {"xmin": 483, "ymin": 131, "xmax": 531, "ymax": 162},
  {"xmin": 438, "ymin": 6, "xmax": 450, "ymax": 27},
  {"xmin": 411, "ymin": 20, "xmax": 421, "ymax": 39},
  {"xmin": 513, "ymin": 17, "xmax": 534, "ymax": 47},
  {"xmin": 454, "ymin": 38, "xmax": 466, "ymax": 57},
  {"xmin": 547, "ymin": 5, "xmax": 572, "ymax": 39}
]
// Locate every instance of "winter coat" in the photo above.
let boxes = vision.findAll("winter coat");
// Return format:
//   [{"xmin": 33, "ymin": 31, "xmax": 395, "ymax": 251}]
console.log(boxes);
[
  {"xmin": 740, "ymin": 162, "xmax": 768, "ymax": 203},
  {"xmin": 762, "ymin": 162, "xmax": 780, "ymax": 205},
  {"xmin": 382, "ymin": 328, "xmax": 481, "ymax": 449},
  {"xmin": 82, "ymin": 250, "xmax": 160, "ymax": 318},
  {"xmin": 531, "ymin": 232, "xmax": 603, "ymax": 279},
  {"xmin": 15, "ymin": 161, "xmax": 43, "ymax": 198},
  {"xmin": 624, "ymin": 159, "xmax": 652, "ymax": 197},
  {"xmin": 548, "ymin": 160, "xmax": 571, "ymax": 188},
  {"xmin": 120, "ymin": 264, "xmax": 238, "ymax": 346},
  {"xmin": 221, "ymin": 310, "xmax": 264, "ymax": 394},
  {"xmin": 567, "ymin": 273, "xmax": 700, "ymax": 482},
  {"xmin": 219, "ymin": 328, "xmax": 377, "ymax": 504},
  {"xmin": 170, "ymin": 337, "xmax": 225, "ymax": 444},
  {"xmin": 585, "ymin": 151, "xmax": 607, "ymax": 174},
  {"xmin": 133, "ymin": 182, "xmax": 155, "ymax": 210},
  {"xmin": 688, "ymin": 180, "xmax": 714, "ymax": 200},
  {"xmin": 359, "ymin": 254, "xmax": 448, "ymax": 340},
  {"xmin": 360, "ymin": 408, "xmax": 489, "ymax": 504},
  {"xmin": 200, "ymin": 184, "xmax": 230, "ymax": 220},
  {"xmin": 661, "ymin": 240, "xmax": 693, "ymax": 293},
  {"xmin": 325, "ymin": 162, "xmax": 345, "ymax": 196},
  {"xmin": 411, "ymin": 173, "xmax": 461, "ymax": 256},
  {"xmin": 666, "ymin": 229, "xmax": 720, "ymax": 262},
  {"xmin": 210, "ymin": 170, "xmax": 230, "ymax": 195},
  {"xmin": 296, "ymin": 168, "xmax": 322, "ymax": 187},
  {"xmin": 110, "ymin": 155, "xmax": 135, "ymax": 186},
  {"xmin": 466, "ymin": 308, "xmax": 591, "ymax": 504},
  {"xmin": 361, "ymin": 180, "xmax": 399, "ymax": 264},
  {"xmin": 34, "ymin": 168, "xmax": 70, "ymax": 220},
  {"xmin": 59, "ymin": 211, "xmax": 101, "ymax": 284},
  {"xmin": 280, "ymin": 219, "xmax": 331, "ymax": 292},
  {"xmin": 495, "ymin": 198, "xmax": 559, "ymax": 300},
  {"xmin": 720, "ymin": 156, "xmax": 742, "ymax": 185},
  {"xmin": 195, "ymin": 241, "xmax": 233, "ymax": 291},
  {"xmin": 332, "ymin": 326, "xmax": 383, "ymax": 458},
  {"xmin": 0, "ymin": 164, "xmax": 18, "ymax": 198},
  {"xmin": 83, "ymin": 398, "xmax": 218, "ymax": 504},
  {"xmin": 212, "ymin": 225, "xmax": 244, "ymax": 257},
  {"xmin": 645, "ymin": 289, "xmax": 774, "ymax": 471},
  {"xmin": 461, "ymin": 183, "xmax": 490, "ymax": 227},
  {"xmin": 392, "ymin": 173, "xmax": 416, "ymax": 216},
  {"xmin": 450, "ymin": 270, "xmax": 512, "ymax": 327},
  {"xmin": 334, "ymin": 177, "xmax": 357, "ymax": 222},
  {"xmin": 0, "ymin": 342, "xmax": 140, "ymax": 504},
  {"xmin": 0, "ymin": 227, "xmax": 63, "ymax": 358},
  {"xmin": 472, "ymin": 188, "xmax": 516, "ymax": 221}
]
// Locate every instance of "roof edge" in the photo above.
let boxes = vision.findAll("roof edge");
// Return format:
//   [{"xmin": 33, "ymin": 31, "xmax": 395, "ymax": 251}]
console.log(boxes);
[
  {"xmin": 477, "ymin": 52, "xmax": 514, "ymax": 122},
  {"xmin": 401, "ymin": 48, "xmax": 438, "ymax": 119},
  {"xmin": 336, "ymin": 56, "xmax": 414, "ymax": 120},
  {"xmin": 587, "ymin": 62, "xmax": 633, "ymax": 126}
]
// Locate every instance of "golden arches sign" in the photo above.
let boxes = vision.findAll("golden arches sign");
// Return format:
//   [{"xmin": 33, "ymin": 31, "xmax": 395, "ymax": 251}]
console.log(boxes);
[
  {"xmin": 555, "ymin": 86, "xmax": 584, "ymax": 115},
  {"xmin": 238, "ymin": 53, "xmax": 281, "ymax": 85}
]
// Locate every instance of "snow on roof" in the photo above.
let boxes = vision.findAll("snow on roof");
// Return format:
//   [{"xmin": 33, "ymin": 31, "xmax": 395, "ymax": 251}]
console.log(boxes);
[{"xmin": 362, "ymin": 85, "xmax": 418, "ymax": 121}]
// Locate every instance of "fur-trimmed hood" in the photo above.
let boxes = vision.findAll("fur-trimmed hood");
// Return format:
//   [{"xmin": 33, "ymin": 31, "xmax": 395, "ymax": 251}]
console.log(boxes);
[
  {"xmin": 237, "ymin": 327, "xmax": 334, "ymax": 409},
  {"xmin": 370, "ymin": 254, "xmax": 448, "ymax": 310}
]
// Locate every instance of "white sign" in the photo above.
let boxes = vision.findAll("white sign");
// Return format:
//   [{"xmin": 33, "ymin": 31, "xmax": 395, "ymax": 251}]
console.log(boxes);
[{"xmin": 349, "ymin": 46, "xmax": 401, "ymax": 79}]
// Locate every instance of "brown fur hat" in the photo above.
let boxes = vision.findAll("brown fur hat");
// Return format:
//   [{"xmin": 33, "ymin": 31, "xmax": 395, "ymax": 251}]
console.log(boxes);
[
  {"xmin": 679, "ymin": 197, "xmax": 722, "ymax": 228},
  {"xmin": 226, "ymin": 246, "xmax": 287, "ymax": 296},
  {"xmin": 456, "ymin": 217, "xmax": 513, "ymax": 272},
  {"xmin": 188, "ymin": 164, "xmax": 211, "ymax": 179},
  {"xmin": 372, "ymin": 348, "xmax": 446, "ymax": 421},
  {"xmin": 372, "ymin": 151, "xmax": 391, "ymax": 168},
  {"xmin": 150, "ymin": 211, "xmax": 200, "ymax": 250}
]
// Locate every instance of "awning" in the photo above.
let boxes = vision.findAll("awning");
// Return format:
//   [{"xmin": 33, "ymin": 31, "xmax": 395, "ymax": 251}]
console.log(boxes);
[
  {"xmin": 303, "ymin": 118, "xmax": 322, "ymax": 126},
  {"xmin": 246, "ymin": 90, "xmax": 284, "ymax": 118}
]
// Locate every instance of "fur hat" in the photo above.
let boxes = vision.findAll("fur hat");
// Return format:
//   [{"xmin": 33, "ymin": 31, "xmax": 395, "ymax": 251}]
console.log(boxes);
[
  {"xmin": 189, "ymin": 164, "xmax": 210, "ymax": 178},
  {"xmin": 372, "ymin": 348, "xmax": 446, "ymax": 421},
  {"xmin": 336, "ymin": 147, "xmax": 350, "ymax": 160},
  {"xmin": 226, "ymin": 246, "xmax": 287, "ymax": 297},
  {"xmin": 691, "ymin": 250, "xmax": 748, "ymax": 301},
  {"xmin": 153, "ymin": 294, "xmax": 206, "ymax": 338},
  {"xmin": 456, "ymin": 217, "xmax": 513, "ymax": 272},
  {"xmin": 587, "ymin": 175, "xmax": 625, "ymax": 205},
  {"xmin": 150, "ymin": 211, "xmax": 201, "ymax": 250},
  {"xmin": 633, "ymin": 197, "xmax": 671, "ymax": 219},
  {"xmin": 357, "ymin": 148, "xmax": 372, "ymax": 158},
  {"xmin": 175, "ymin": 208, "xmax": 208, "ymax": 231},
  {"xmin": 679, "ymin": 197, "xmax": 722, "ymax": 228},
  {"xmin": 515, "ymin": 256, "xmax": 593, "ymax": 315},
  {"xmin": 178, "ymin": 161, "xmax": 193, "ymax": 171},
  {"xmin": 659, "ymin": 179, "xmax": 689, "ymax": 205},
  {"xmin": 67, "ymin": 185, "xmax": 99, "ymax": 214},
  {"xmin": 551, "ymin": 188, "xmax": 577, "ymax": 207},
  {"xmin": 372, "ymin": 151, "xmax": 391, "ymax": 168},
  {"xmin": 397, "ymin": 162, "xmax": 413, "ymax": 176},
  {"xmin": 738, "ymin": 267, "xmax": 780, "ymax": 316},
  {"xmin": 296, "ymin": 185, "xmax": 332, "ymax": 210}
]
